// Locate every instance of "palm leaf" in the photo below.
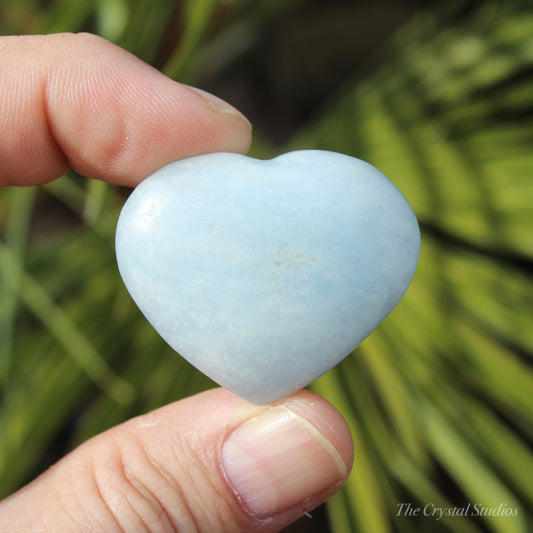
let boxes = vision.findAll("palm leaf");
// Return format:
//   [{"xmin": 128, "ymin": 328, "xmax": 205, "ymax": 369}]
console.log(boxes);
[{"xmin": 292, "ymin": 2, "xmax": 533, "ymax": 531}]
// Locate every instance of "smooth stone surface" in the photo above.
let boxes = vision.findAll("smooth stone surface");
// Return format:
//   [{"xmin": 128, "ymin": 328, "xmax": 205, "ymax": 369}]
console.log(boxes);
[{"xmin": 115, "ymin": 150, "xmax": 420, "ymax": 404}]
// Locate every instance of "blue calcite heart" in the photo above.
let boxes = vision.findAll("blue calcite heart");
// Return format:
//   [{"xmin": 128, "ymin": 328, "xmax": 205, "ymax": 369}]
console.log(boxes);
[{"xmin": 116, "ymin": 151, "xmax": 420, "ymax": 404}]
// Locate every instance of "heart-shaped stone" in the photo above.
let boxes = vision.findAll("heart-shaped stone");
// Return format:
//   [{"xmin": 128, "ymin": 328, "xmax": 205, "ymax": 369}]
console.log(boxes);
[{"xmin": 115, "ymin": 150, "xmax": 420, "ymax": 404}]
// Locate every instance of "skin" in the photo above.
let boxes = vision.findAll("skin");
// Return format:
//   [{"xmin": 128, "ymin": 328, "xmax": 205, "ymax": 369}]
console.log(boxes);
[{"xmin": 0, "ymin": 33, "xmax": 354, "ymax": 533}]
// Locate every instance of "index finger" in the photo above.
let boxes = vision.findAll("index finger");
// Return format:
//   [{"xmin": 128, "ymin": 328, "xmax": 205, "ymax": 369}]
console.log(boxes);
[{"xmin": 0, "ymin": 33, "xmax": 252, "ymax": 188}]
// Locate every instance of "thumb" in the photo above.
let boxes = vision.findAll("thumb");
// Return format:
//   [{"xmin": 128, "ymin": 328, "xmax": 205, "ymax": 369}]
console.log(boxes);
[{"xmin": 0, "ymin": 388, "xmax": 353, "ymax": 532}]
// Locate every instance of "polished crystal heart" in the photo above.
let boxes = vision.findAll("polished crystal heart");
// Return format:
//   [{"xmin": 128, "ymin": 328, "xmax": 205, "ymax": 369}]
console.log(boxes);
[{"xmin": 115, "ymin": 150, "xmax": 420, "ymax": 404}]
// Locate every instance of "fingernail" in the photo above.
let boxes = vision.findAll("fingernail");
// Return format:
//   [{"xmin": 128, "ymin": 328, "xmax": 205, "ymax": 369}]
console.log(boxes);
[
  {"xmin": 186, "ymin": 85, "xmax": 252, "ymax": 130},
  {"xmin": 221, "ymin": 406, "xmax": 348, "ymax": 518}
]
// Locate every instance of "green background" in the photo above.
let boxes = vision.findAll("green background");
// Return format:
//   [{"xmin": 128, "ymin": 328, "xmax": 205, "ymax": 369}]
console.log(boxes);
[{"xmin": 1, "ymin": 1, "xmax": 532, "ymax": 532}]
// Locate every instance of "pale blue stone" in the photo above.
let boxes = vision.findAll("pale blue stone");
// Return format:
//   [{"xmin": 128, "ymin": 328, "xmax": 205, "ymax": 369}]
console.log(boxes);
[{"xmin": 115, "ymin": 150, "xmax": 420, "ymax": 404}]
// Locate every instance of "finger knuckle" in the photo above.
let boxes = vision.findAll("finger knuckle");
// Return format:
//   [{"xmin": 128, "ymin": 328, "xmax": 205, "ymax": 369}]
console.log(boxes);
[{"xmin": 89, "ymin": 431, "xmax": 236, "ymax": 533}]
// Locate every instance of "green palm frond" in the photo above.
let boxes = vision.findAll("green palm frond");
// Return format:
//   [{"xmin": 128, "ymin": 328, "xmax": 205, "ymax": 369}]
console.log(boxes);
[{"xmin": 293, "ymin": 2, "xmax": 533, "ymax": 532}]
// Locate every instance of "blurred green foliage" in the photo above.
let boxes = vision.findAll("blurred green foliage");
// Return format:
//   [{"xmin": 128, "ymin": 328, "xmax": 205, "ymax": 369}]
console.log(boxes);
[{"xmin": 1, "ymin": 1, "xmax": 532, "ymax": 532}]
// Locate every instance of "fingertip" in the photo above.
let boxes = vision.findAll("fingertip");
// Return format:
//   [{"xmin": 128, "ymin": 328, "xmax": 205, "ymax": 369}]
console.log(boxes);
[
  {"xmin": 0, "ymin": 387, "xmax": 352, "ymax": 533},
  {"xmin": 219, "ymin": 389, "xmax": 353, "ymax": 520},
  {"xmin": 277, "ymin": 389, "xmax": 354, "ymax": 478},
  {"xmin": 46, "ymin": 34, "xmax": 252, "ymax": 186},
  {"xmin": 184, "ymin": 84, "xmax": 253, "ymax": 132},
  {"xmin": 0, "ymin": 33, "xmax": 252, "ymax": 188}
]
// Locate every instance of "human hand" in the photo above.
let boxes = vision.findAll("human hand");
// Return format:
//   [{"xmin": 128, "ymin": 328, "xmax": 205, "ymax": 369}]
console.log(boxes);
[{"xmin": 0, "ymin": 33, "xmax": 353, "ymax": 532}]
